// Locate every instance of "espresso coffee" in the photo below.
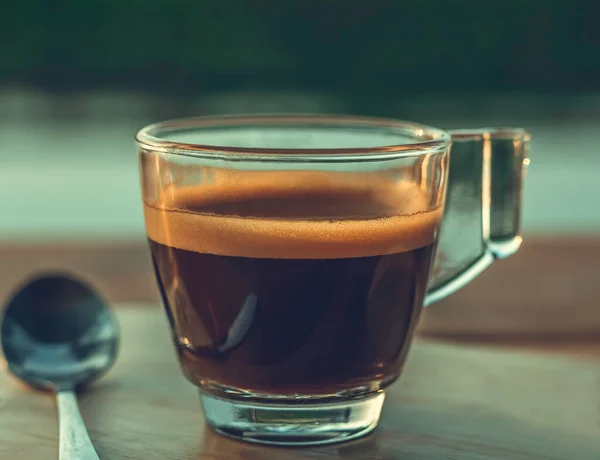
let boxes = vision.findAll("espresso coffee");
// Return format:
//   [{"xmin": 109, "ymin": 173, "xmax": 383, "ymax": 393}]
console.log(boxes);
[{"xmin": 144, "ymin": 173, "xmax": 442, "ymax": 395}]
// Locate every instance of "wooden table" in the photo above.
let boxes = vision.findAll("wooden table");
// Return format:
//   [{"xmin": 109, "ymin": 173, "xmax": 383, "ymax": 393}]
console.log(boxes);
[
  {"xmin": 1, "ymin": 306, "xmax": 599, "ymax": 460},
  {"xmin": 2, "ymin": 236, "xmax": 600, "ymax": 337}
]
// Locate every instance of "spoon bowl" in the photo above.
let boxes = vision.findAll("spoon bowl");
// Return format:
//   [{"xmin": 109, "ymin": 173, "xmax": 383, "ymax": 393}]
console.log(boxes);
[
  {"xmin": 1, "ymin": 272, "xmax": 119, "ymax": 459},
  {"xmin": 2, "ymin": 274, "xmax": 119, "ymax": 390}
]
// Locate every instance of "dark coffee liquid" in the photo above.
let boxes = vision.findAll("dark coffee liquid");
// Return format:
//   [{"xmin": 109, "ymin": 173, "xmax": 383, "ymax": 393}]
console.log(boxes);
[{"xmin": 144, "ymin": 177, "xmax": 441, "ymax": 395}]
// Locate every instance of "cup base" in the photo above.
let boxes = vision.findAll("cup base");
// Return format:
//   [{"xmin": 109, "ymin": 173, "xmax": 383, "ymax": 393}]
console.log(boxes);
[{"xmin": 201, "ymin": 391, "xmax": 385, "ymax": 446}]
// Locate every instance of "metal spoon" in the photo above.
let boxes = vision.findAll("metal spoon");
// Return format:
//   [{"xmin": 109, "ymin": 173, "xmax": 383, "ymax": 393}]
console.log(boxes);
[{"xmin": 1, "ymin": 273, "xmax": 119, "ymax": 460}]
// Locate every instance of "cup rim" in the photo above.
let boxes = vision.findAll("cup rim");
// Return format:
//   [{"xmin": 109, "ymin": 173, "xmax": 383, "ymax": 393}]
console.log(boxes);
[{"xmin": 135, "ymin": 114, "xmax": 451, "ymax": 162}]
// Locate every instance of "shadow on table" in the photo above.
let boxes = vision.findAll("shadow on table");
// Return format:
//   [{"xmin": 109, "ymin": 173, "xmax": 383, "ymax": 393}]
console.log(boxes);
[{"xmin": 197, "ymin": 401, "xmax": 600, "ymax": 460}]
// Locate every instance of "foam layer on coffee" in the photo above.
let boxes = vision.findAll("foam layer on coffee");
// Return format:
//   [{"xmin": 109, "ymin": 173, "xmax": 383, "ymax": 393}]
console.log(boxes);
[{"xmin": 144, "ymin": 173, "xmax": 442, "ymax": 259}]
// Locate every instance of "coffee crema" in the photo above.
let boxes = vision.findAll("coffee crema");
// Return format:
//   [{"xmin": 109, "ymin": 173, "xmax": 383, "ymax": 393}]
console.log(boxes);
[
  {"xmin": 144, "ymin": 173, "xmax": 442, "ymax": 259},
  {"xmin": 144, "ymin": 174, "xmax": 442, "ymax": 395}
]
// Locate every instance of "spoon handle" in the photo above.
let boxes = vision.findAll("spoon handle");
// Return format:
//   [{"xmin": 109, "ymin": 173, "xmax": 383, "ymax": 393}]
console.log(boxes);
[{"xmin": 57, "ymin": 391, "xmax": 100, "ymax": 460}]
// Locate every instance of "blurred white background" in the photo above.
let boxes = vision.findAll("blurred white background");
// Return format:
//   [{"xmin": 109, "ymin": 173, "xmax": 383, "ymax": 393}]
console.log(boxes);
[{"xmin": 1, "ymin": 89, "xmax": 598, "ymax": 242}]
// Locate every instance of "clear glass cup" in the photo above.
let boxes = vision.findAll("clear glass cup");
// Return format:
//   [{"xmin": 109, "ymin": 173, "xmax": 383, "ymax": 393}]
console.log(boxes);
[{"xmin": 135, "ymin": 114, "xmax": 528, "ymax": 446}]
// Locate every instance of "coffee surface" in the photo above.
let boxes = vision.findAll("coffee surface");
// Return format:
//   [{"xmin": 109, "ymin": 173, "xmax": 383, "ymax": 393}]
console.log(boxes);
[
  {"xmin": 145, "ymin": 175, "xmax": 441, "ymax": 394},
  {"xmin": 144, "ymin": 172, "xmax": 442, "ymax": 259}
]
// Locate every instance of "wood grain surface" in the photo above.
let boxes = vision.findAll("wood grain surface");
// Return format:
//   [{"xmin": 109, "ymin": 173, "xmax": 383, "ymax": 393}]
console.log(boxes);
[
  {"xmin": 0, "ymin": 236, "xmax": 599, "ymax": 338},
  {"xmin": 1, "ymin": 307, "xmax": 599, "ymax": 460}
]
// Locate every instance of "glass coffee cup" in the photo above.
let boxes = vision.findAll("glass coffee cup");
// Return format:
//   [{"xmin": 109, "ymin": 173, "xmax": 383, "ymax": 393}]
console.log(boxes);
[{"xmin": 136, "ymin": 115, "xmax": 529, "ymax": 446}]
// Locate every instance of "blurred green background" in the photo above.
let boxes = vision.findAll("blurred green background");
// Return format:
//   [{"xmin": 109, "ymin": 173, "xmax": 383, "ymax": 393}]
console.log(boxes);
[
  {"xmin": 3, "ymin": 0, "xmax": 599, "ymax": 98},
  {"xmin": 1, "ymin": 0, "xmax": 599, "ymax": 240}
]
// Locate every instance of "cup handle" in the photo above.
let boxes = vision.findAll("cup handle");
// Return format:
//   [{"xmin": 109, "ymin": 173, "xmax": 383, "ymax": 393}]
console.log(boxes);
[{"xmin": 424, "ymin": 128, "xmax": 530, "ymax": 306}]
